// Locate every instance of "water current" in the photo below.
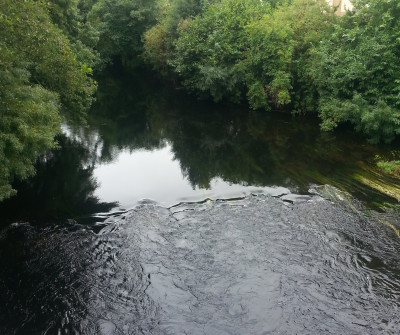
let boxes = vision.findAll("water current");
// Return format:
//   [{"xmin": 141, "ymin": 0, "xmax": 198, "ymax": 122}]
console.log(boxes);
[
  {"xmin": 0, "ymin": 71, "xmax": 399, "ymax": 334},
  {"xmin": 1, "ymin": 188, "xmax": 399, "ymax": 334}
]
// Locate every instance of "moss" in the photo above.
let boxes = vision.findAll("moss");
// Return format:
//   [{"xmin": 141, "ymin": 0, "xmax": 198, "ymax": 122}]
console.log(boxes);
[{"xmin": 376, "ymin": 160, "xmax": 400, "ymax": 178}]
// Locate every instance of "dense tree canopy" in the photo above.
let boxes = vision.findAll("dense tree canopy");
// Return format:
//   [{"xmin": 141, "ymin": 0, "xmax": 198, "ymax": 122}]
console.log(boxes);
[
  {"xmin": 0, "ymin": 0, "xmax": 91, "ymax": 200},
  {"xmin": 243, "ymin": 0, "xmax": 334, "ymax": 111},
  {"xmin": 311, "ymin": 0, "xmax": 400, "ymax": 143},
  {"xmin": 88, "ymin": 0, "xmax": 157, "ymax": 68},
  {"xmin": 144, "ymin": 0, "xmax": 400, "ymax": 143},
  {"xmin": 172, "ymin": 0, "xmax": 268, "ymax": 102}
]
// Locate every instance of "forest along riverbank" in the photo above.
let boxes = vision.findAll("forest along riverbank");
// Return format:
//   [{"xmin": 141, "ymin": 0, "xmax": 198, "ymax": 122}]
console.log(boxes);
[{"xmin": 0, "ymin": 187, "xmax": 399, "ymax": 334}]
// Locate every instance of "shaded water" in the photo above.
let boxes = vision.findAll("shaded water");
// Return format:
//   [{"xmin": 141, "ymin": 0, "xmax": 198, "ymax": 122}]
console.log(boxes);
[
  {"xmin": 1, "ymin": 70, "xmax": 400, "ymax": 224},
  {"xmin": 0, "ymin": 70, "xmax": 400, "ymax": 333},
  {"xmin": 0, "ymin": 189, "xmax": 399, "ymax": 333}
]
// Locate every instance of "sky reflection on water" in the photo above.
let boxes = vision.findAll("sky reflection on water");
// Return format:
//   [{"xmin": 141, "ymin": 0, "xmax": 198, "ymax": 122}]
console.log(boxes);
[{"xmin": 93, "ymin": 143, "xmax": 281, "ymax": 208}]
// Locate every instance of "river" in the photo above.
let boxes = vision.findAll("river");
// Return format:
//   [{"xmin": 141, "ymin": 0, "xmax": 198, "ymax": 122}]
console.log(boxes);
[{"xmin": 0, "ymin": 70, "xmax": 399, "ymax": 334}]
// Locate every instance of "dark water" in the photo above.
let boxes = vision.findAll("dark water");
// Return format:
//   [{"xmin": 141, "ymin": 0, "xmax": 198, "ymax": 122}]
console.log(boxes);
[
  {"xmin": 1, "ymin": 190, "xmax": 399, "ymax": 334},
  {"xmin": 0, "ymin": 71, "xmax": 400, "ymax": 333},
  {"xmin": 1, "ymin": 71, "xmax": 400, "ymax": 224}
]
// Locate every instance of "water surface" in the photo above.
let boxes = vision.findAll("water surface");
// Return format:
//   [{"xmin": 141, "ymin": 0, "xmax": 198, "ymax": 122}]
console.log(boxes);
[
  {"xmin": 0, "ymin": 70, "xmax": 399, "ymax": 334},
  {"xmin": 0, "ymin": 190, "xmax": 399, "ymax": 333},
  {"xmin": 1, "ymin": 70, "xmax": 399, "ymax": 223}
]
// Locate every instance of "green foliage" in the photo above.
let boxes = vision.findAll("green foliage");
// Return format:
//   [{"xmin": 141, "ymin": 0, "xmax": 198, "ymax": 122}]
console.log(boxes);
[
  {"xmin": 144, "ymin": 0, "xmax": 206, "ymax": 74},
  {"xmin": 47, "ymin": 0, "xmax": 100, "ymax": 67},
  {"xmin": 311, "ymin": 0, "xmax": 400, "ymax": 142},
  {"xmin": 173, "ymin": 0, "xmax": 269, "ymax": 102},
  {"xmin": 164, "ymin": 0, "xmax": 204, "ymax": 36},
  {"xmin": 144, "ymin": 18, "xmax": 172, "ymax": 74},
  {"xmin": 319, "ymin": 95, "xmax": 400, "ymax": 144},
  {"xmin": 47, "ymin": 0, "xmax": 81, "ymax": 38},
  {"xmin": 145, "ymin": 0, "xmax": 400, "ymax": 143},
  {"xmin": 377, "ymin": 160, "xmax": 400, "ymax": 178},
  {"xmin": 375, "ymin": 151, "xmax": 400, "ymax": 178},
  {"xmin": 244, "ymin": 0, "xmax": 333, "ymax": 110},
  {"xmin": 0, "ymin": 0, "xmax": 97, "ymax": 200},
  {"xmin": 88, "ymin": 0, "xmax": 157, "ymax": 68},
  {"xmin": 1, "ymin": 0, "xmax": 96, "ymax": 118},
  {"xmin": 145, "ymin": 0, "xmax": 333, "ymax": 107},
  {"xmin": 0, "ymin": 43, "xmax": 61, "ymax": 200}
]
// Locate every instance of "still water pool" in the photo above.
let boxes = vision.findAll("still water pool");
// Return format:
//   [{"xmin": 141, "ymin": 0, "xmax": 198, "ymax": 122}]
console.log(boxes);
[{"xmin": 92, "ymin": 145, "xmax": 282, "ymax": 207}]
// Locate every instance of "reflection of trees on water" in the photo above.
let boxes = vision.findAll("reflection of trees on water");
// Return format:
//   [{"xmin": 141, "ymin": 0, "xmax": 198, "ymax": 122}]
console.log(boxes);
[
  {"xmin": 69, "ymin": 69, "xmax": 167, "ymax": 164},
  {"xmin": 161, "ymin": 108, "xmax": 346, "ymax": 190},
  {"xmin": 72, "ymin": 68, "xmax": 400, "ymax": 205},
  {"xmin": 146, "ymin": 94, "xmax": 390, "ymax": 200},
  {"xmin": 0, "ymin": 136, "xmax": 117, "ymax": 225},
  {"xmin": 4, "ymin": 68, "xmax": 398, "ymax": 224}
]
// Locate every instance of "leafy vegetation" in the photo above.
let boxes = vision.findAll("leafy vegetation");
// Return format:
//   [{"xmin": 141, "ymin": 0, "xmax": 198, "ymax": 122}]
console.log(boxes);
[
  {"xmin": 377, "ymin": 161, "xmax": 400, "ymax": 178},
  {"xmin": 144, "ymin": 0, "xmax": 400, "ymax": 144},
  {"xmin": 243, "ymin": 0, "xmax": 334, "ymax": 111},
  {"xmin": 88, "ymin": 0, "xmax": 157, "ymax": 69},
  {"xmin": 0, "ymin": 0, "xmax": 88, "ymax": 200},
  {"xmin": 312, "ymin": 0, "xmax": 400, "ymax": 143},
  {"xmin": 172, "ymin": 0, "xmax": 268, "ymax": 102},
  {"xmin": 376, "ymin": 152, "xmax": 400, "ymax": 178}
]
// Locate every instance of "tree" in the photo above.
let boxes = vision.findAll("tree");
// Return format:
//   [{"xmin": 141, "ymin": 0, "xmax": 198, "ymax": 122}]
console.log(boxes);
[
  {"xmin": 144, "ymin": 0, "xmax": 205, "ymax": 74},
  {"xmin": 0, "ymin": 0, "xmax": 96, "ymax": 200},
  {"xmin": 311, "ymin": 0, "xmax": 400, "ymax": 143},
  {"xmin": 243, "ymin": 0, "xmax": 333, "ymax": 111},
  {"xmin": 47, "ymin": 0, "xmax": 100, "ymax": 67},
  {"xmin": 173, "ymin": 0, "xmax": 269, "ymax": 102},
  {"xmin": 88, "ymin": 0, "xmax": 157, "ymax": 68}
]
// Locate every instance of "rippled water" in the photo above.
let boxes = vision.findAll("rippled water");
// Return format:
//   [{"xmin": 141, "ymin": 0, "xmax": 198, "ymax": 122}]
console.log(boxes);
[{"xmin": 1, "ymin": 187, "xmax": 399, "ymax": 334}]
